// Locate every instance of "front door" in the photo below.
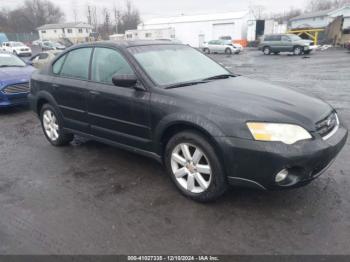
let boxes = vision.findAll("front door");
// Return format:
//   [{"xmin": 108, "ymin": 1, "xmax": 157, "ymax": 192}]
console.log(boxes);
[
  {"xmin": 87, "ymin": 47, "xmax": 152, "ymax": 151},
  {"xmin": 281, "ymin": 35, "xmax": 293, "ymax": 52}
]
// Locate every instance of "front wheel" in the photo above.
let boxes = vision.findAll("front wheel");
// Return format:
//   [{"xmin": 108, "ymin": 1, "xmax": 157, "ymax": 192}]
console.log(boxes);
[
  {"xmin": 225, "ymin": 48, "xmax": 232, "ymax": 55},
  {"xmin": 293, "ymin": 46, "xmax": 303, "ymax": 55},
  {"xmin": 40, "ymin": 104, "xmax": 73, "ymax": 146},
  {"xmin": 164, "ymin": 131, "xmax": 228, "ymax": 202}
]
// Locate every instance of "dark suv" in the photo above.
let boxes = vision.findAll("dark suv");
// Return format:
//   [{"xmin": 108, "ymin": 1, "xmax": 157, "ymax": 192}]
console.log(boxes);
[
  {"xmin": 29, "ymin": 41, "xmax": 347, "ymax": 202},
  {"xmin": 259, "ymin": 34, "xmax": 316, "ymax": 55}
]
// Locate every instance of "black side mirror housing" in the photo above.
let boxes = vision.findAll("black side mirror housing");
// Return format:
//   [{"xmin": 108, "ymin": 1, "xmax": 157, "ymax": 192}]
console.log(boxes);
[{"xmin": 112, "ymin": 74, "xmax": 138, "ymax": 88}]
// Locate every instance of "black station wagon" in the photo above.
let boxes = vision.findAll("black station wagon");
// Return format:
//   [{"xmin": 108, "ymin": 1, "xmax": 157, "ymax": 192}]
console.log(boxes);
[{"xmin": 29, "ymin": 41, "xmax": 348, "ymax": 202}]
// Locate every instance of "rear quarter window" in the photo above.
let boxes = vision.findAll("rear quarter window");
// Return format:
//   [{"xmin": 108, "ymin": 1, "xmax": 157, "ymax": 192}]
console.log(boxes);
[{"xmin": 52, "ymin": 54, "xmax": 66, "ymax": 75}]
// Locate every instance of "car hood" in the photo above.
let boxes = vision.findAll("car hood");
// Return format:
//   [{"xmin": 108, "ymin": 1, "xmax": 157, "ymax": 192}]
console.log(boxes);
[
  {"xmin": 0, "ymin": 66, "xmax": 35, "ymax": 86},
  {"xmin": 169, "ymin": 76, "xmax": 332, "ymax": 132},
  {"xmin": 299, "ymin": 39, "xmax": 313, "ymax": 45}
]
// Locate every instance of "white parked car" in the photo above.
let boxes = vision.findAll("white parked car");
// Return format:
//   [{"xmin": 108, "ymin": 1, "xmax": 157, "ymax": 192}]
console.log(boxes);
[
  {"xmin": 203, "ymin": 40, "xmax": 241, "ymax": 55},
  {"xmin": 28, "ymin": 51, "xmax": 62, "ymax": 69},
  {"xmin": 1, "ymin": 41, "xmax": 32, "ymax": 56}
]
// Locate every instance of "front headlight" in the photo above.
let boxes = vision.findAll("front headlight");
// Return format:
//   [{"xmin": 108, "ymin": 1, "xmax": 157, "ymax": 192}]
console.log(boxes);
[{"xmin": 247, "ymin": 122, "xmax": 312, "ymax": 145}]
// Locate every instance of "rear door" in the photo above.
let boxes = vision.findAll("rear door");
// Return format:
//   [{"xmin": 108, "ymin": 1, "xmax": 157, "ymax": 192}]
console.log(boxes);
[
  {"xmin": 50, "ymin": 47, "xmax": 92, "ymax": 132},
  {"xmin": 86, "ymin": 47, "xmax": 152, "ymax": 150}
]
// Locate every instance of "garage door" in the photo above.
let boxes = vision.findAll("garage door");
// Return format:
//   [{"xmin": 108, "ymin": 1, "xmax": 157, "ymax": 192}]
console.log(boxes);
[{"xmin": 212, "ymin": 23, "xmax": 235, "ymax": 40}]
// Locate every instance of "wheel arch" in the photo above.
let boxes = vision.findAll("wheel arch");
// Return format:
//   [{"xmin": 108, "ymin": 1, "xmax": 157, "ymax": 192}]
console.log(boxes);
[
  {"xmin": 35, "ymin": 91, "xmax": 60, "ymax": 116},
  {"xmin": 155, "ymin": 116, "xmax": 226, "ymax": 164}
]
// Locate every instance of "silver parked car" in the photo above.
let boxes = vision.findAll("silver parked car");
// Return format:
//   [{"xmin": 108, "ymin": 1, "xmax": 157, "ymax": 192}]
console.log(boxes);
[{"xmin": 203, "ymin": 40, "xmax": 240, "ymax": 55}]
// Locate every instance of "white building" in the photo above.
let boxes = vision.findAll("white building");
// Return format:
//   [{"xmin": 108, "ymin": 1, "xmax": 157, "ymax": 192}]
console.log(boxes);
[
  {"xmin": 125, "ymin": 28, "xmax": 176, "ymax": 41},
  {"xmin": 137, "ymin": 11, "xmax": 255, "ymax": 47},
  {"xmin": 290, "ymin": 5, "xmax": 350, "ymax": 30},
  {"xmin": 37, "ymin": 22, "xmax": 93, "ymax": 43}
]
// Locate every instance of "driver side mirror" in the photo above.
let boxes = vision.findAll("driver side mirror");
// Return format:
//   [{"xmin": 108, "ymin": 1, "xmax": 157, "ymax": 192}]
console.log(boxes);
[{"xmin": 112, "ymin": 74, "xmax": 140, "ymax": 88}]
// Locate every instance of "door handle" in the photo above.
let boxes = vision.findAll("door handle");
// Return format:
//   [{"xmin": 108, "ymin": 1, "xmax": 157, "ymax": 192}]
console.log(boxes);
[
  {"xmin": 89, "ymin": 90, "xmax": 100, "ymax": 96},
  {"xmin": 52, "ymin": 84, "xmax": 60, "ymax": 88}
]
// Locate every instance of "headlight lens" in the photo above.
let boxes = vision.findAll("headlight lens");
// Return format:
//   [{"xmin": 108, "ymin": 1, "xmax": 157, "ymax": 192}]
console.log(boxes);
[{"xmin": 247, "ymin": 122, "xmax": 312, "ymax": 145}]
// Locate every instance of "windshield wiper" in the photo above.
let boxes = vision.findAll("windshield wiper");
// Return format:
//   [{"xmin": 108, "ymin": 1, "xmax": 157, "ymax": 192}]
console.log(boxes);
[
  {"xmin": 202, "ymin": 74, "xmax": 236, "ymax": 81},
  {"xmin": 164, "ymin": 80, "xmax": 208, "ymax": 89}
]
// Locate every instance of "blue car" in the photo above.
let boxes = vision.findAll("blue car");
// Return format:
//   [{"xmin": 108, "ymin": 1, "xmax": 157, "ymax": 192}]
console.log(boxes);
[{"xmin": 0, "ymin": 52, "xmax": 35, "ymax": 107}]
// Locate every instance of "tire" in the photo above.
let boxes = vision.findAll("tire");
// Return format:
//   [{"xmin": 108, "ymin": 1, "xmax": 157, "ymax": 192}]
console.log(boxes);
[
  {"xmin": 293, "ymin": 46, "xmax": 303, "ymax": 56},
  {"xmin": 303, "ymin": 50, "xmax": 311, "ymax": 55},
  {"xmin": 263, "ymin": 46, "xmax": 271, "ymax": 55},
  {"xmin": 225, "ymin": 48, "xmax": 232, "ymax": 55},
  {"xmin": 13, "ymin": 50, "xmax": 17, "ymax": 56},
  {"xmin": 40, "ymin": 104, "xmax": 73, "ymax": 146},
  {"xmin": 273, "ymin": 52, "xmax": 280, "ymax": 55},
  {"xmin": 203, "ymin": 48, "xmax": 210, "ymax": 54},
  {"xmin": 164, "ymin": 131, "xmax": 228, "ymax": 202}
]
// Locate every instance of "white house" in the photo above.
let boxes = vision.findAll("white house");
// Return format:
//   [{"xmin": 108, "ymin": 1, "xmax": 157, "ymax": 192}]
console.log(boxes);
[
  {"xmin": 290, "ymin": 5, "xmax": 350, "ymax": 30},
  {"xmin": 37, "ymin": 22, "xmax": 93, "ymax": 43},
  {"xmin": 137, "ymin": 11, "xmax": 255, "ymax": 47}
]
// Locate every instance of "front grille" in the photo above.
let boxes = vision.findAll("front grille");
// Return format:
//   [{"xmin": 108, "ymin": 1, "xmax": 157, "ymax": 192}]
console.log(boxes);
[
  {"xmin": 2, "ymin": 83, "xmax": 30, "ymax": 94},
  {"xmin": 20, "ymin": 48, "xmax": 29, "ymax": 51},
  {"xmin": 315, "ymin": 112, "xmax": 339, "ymax": 139}
]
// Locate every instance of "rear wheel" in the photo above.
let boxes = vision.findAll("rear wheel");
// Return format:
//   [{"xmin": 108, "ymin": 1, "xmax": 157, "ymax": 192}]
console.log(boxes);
[
  {"xmin": 40, "ymin": 104, "xmax": 73, "ymax": 146},
  {"xmin": 293, "ymin": 46, "xmax": 303, "ymax": 55},
  {"xmin": 263, "ymin": 46, "xmax": 271, "ymax": 55},
  {"xmin": 164, "ymin": 131, "xmax": 228, "ymax": 202},
  {"xmin": 203, "ymin": 48, "xmax": 210, "ymax": 54},
  {"xmin": 273, "ymin": 52, "xmax": 280, "ymax": 55}
]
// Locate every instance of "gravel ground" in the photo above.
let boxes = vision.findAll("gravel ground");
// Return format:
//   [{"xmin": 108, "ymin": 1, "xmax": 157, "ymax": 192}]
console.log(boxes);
[{"xmin": 0, "ymin": 48, "xmax": 349, "ymax": 255}]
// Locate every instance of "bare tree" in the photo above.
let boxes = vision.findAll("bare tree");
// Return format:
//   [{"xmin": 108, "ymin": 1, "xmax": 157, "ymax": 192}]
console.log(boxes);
[
  {"xmin": 1, "ymin": 0, "xmax": 64, "ymax": 33},
  {"xmin": 307, "ymin": 0, "xmax": 350, "ymax": 11},
  {"xmin": 250, "ymin": 4, "xmax": 266, "ymax": 19},
  {"xmin": 113, "ymin": 4, "xmax": 122, "ymax": 34},
  {"xmin": 271, "ymin": 8, "xmax": 303, "ymax": 23},
  {"xmin": 99, "ymin": 8, "xmax": 112, "ymax": 39},
  {"xmin": 72, "ymin": 2, "xmax": 78, "ymax": 23},
  {"xmin": 117, "ymin": 0, "xmax": 141, "ymax": 33}
]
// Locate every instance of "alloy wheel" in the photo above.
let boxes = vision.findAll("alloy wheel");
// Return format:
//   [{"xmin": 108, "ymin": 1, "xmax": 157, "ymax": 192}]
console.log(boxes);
[
  {"xmin": 294, "ymin": 47, "xmax": 302, "ymax": 55},
  {"xmin": 263, "ymin": 47, "xmax": 271, "ymax": 55},
  {"xmin": 43, "ymin": 110, "xmax": 59, "ymax": 141},
  {"xmin": 170, "ymin": 143, "xmax": 212, "ymax": 194}
]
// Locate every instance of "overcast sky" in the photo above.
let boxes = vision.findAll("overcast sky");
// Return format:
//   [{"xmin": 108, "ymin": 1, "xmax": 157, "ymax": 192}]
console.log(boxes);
[{"xmin": 1, "ymin": 0, "xmax": 309, "ymax": 21}]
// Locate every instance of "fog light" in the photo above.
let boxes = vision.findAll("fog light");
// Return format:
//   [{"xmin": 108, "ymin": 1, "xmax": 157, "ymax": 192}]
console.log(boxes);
[{"xmin": 276, "ymin": 169, "xmax": 288, "ymax": 183}]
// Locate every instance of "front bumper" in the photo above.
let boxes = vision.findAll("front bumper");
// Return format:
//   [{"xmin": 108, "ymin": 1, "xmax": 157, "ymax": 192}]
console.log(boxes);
[
  {"xmin": 217, "ymin": 125, "xmax": 348, "ymax": 190},
  {"xmin": 0, "ymin": 92, "xmax": 29, "ymax": 107}
]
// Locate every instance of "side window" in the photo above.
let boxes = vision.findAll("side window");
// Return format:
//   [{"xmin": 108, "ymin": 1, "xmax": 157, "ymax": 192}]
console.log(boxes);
[
  {"xmin": 208, "ymin": 40, "xmax": 216, "ymax": 45},
  {"xmin": 60, "ymin": 48, "xmax": 92, "ymax": 80},
  {"xmin": 91, "ymin": 48, "xmax": 134, "ymax": 85},
  {"xmin": 273, "ymin": 35, "xmax": 282, "ymax": 41},
  {"xmin": 282, "ymin": 36, "xmax": 290, "ymax": 42},
  {"xmin": 52, "ymin": 54, "xmax": 66, "ymax": 75}
]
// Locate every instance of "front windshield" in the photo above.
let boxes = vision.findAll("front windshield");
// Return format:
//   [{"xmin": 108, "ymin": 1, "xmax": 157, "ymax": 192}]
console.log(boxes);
[
  {"xmin": 0, "ymin": 53, "xmax": 26, "ymax": 67},
  {"xmin": 129, "ymin": 45, "xmax": 230, "ymax": 86},
  {"xmin": 289, "ymin": 35, "xmax": 302, "ymax": 41},
  {"xmin": 12, "ymin": 42, "xmax": 24, "ymax": 47}
]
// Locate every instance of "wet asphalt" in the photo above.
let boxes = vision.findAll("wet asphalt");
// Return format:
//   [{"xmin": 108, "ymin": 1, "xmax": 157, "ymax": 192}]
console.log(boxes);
[{"xmin": 0, "ymin": 49, "xmax": 349, "ymax": 255}]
